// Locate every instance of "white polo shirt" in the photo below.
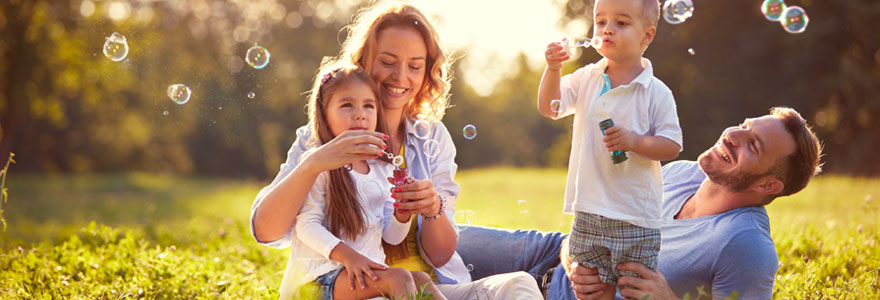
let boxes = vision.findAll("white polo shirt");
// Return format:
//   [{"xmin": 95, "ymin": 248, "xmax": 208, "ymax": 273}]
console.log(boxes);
[{"xmin": 555, "ymin": 57, "xmax": 682, "ymax": 229}]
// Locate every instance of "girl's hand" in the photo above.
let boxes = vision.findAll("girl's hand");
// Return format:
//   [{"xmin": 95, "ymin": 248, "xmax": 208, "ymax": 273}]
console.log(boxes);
[
  {"xmin": 302, "ymin": 130, "xmax": 388, "ymax": 173},
  {"xmin": 545, "ymin": 41, "xmax": 570, "ymax": 71},
  {"xmin": 338, "ymin": 249, "xmax": 387, "ymax": 290},
  {"xmin": 388, "ymin": 177, "xmax": 441, "ymax": 218},
  {"xmin": 602, "ymin": 126, "xmax": 638, "ymax": 153}
]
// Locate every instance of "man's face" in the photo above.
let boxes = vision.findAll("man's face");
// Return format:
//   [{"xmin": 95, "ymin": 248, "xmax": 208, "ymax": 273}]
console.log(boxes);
[{"xmin": 698, "ymin": 115, "xmax": 796, "ymax": 192}]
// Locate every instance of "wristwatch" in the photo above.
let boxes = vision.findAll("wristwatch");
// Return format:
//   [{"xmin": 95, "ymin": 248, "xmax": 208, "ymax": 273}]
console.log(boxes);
[{"xmin": 423, "ymin": 195, "xmax": 446, "ymax": 221}]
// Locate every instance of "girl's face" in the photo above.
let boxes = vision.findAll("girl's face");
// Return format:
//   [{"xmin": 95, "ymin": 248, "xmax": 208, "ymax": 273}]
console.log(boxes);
[
  {"xmin": 369, "ymin": 26, "xmax": 427, "ymax": 111},
  {"xmin": 324, "ymin": 81, "xmax": 379, "ymax": 137}
]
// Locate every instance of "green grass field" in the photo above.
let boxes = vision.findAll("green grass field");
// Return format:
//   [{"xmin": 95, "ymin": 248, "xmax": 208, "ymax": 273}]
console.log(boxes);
[{"xmin": 0, "ymin": 169, "xmax": 877, "ymax": 299}]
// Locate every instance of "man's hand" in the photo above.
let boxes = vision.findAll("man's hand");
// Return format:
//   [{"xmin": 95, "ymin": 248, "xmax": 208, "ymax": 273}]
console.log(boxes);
[
  {"xmin": 566, "ymin": 262, "xmax": 614, "ymax": 300},
  {"xmin": 617, "ymin": 262, "xmax": 678, "ymax": 300}
]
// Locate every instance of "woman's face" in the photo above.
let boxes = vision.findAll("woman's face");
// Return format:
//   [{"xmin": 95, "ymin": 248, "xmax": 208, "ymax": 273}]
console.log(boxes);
[{"xmin": 369, "ymin": 26, "xmax": 427, "ymax": 111}]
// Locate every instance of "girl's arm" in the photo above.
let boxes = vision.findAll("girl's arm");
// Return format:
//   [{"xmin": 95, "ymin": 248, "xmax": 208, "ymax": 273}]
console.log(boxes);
[{"xmin": 251, "ymin": 127, "xmax": 388, "ymax": 245}]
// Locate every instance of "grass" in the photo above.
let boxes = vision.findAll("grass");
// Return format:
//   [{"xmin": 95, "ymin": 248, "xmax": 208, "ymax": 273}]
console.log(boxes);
[{"xmin": 0, "ymin": 169, "xmax": 877, "ymax": 299}]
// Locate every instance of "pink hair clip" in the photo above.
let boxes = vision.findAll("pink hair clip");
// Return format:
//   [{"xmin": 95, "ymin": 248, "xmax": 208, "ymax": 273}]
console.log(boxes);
[{"xmin": 321, "ymin": 72, "xmax": 332, "ymax": 83}]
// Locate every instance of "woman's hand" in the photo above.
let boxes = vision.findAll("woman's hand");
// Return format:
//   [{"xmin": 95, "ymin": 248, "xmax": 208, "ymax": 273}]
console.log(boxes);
[
  {"xmin": 302, "ymin": 130, "xmax": 388, "ymax": 173},
  {"xmin": 388, "ymin": 177, "xmax": 441, "ymax": 218}
]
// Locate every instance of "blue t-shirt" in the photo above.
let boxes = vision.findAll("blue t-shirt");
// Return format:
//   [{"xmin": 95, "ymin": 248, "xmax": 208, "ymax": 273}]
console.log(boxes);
[{"xmin": 655, "ymin": 161, "xmax": 778, "ymax": 299}]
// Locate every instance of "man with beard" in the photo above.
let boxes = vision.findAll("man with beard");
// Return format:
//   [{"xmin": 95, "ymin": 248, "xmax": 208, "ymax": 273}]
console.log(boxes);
[{"xmin": 456, "ymin": 107, "xmax": 823, "ymax": 300}]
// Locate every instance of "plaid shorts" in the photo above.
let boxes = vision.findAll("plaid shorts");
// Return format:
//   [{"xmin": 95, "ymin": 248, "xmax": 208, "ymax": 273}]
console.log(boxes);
[{"xmin": 568, "ymin": 211, "xmax": 660, "ymax": 287}]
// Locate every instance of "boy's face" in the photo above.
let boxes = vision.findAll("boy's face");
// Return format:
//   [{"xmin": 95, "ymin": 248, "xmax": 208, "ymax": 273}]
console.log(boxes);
[{"xmin": 593, "ymin": 0, "xmax": 656, "ymax": 62}]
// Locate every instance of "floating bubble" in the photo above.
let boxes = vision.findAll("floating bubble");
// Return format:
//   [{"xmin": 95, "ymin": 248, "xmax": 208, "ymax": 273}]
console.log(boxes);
[
  {"xmin": 662, "ymin": 0, "xmax": 694, "ymax": 25},
  {"xmin": 162, "ymin": 110, "xmax": 169, "ymax": 116},
  {"xmin": 466, "ymin": 264, "xmax": 474, "ymax": 272},
  {"xmin": 102, "ymin": 32, "xmax": 129, "ymax": 62},
  {"xmin": 562, "ymin": 37, "xmax": 602, "ymax": 56},
  {"xmin": 454, "ymin": 210, "xmax": 475, "ymax": 224},
  {"xmin": 245, "ymin": 45, "xmax": 271, "ymax": 69},
  {"xmin": 412, "ymin": 120, "xmax": 432, "ymax": 139},
  {"xmin": 517, "ymin": 200, "xmax": 529, "ymax": 214},
  {"xmin": 462, "ymin": 124, "xmax": 477, "ymax": 140},
  {"xmin": 167, "ymin": 84, "xmax": 192, "ymax": 105},
  {"xmin": 760, "ymin": 0, "xmax": 786, "ymax": 22},
  {"xmin": 247, "ymin": 92, "xmax": 256, "ymax": 99},
  {"xmin": 423, "ymin": 139, "xmax": 440, "ymax": 158},
  {"xmin": 780, "ymin": 6, "xmax": 808, "ymax": 34},
  {"xmin": 218, "ymin": 106, "xmax": 223, "ymax": 110},
  {"xmin": 550, "ymin": 100, "xmax": 562, "ymax": 113},
  {"xmin": 688, "ymin": 48, "xmax": 696, "ymax": 55}
]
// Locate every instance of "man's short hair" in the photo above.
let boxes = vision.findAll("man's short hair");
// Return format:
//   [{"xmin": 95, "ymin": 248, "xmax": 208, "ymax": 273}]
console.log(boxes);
[{"xmin": 769, "ymin": 107, "xmax": 823, "ymax": 200}]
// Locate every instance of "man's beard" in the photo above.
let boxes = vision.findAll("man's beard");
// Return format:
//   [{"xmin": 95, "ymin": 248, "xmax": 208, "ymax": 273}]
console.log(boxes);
[{"xmin": 698, "ymin": 150, "xmax": 765, "ymax": 193}]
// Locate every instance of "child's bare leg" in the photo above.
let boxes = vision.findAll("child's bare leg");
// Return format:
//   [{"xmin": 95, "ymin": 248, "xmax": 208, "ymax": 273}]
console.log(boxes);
[
  {"xmin": 411, "ymin": 271, "xmax": 447, "ymax": 300},
  {"xmin": 332, "ymin": 268, "xmax": 417, "ymax": 300}
]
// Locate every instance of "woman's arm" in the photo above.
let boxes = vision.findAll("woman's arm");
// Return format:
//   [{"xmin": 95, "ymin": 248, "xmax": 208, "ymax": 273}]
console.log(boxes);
[
  {"xmin": 416, "ymin": 123, "xmax": 460, "ymax": 267},
  {"xmin": 251, "ymin": 127, "xmax": 388, "ymax": 245}
]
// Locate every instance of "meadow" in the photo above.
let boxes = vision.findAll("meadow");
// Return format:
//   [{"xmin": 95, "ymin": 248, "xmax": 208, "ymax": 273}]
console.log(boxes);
[{"xmin": 0, "ymin": 168, "xmax": 877, "ymax": 299}]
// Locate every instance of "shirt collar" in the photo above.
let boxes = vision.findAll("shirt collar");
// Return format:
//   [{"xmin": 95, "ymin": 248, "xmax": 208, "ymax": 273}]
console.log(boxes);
[{"xmin": 589, "ymin": 57, "xmax": 654, "ymax": 89}]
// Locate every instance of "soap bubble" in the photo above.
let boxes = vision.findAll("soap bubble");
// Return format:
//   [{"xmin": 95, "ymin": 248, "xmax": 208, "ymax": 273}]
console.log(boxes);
[
  {"xmin": 102, "ymin": 32, "xmax": 129, "ymax": 62},
  {"xmin": 167, "ymin": 84, "xmax": 192, "ymax": 105},
  {"xmin": 245, "ymin": 45, "xmax": 271, "ymax": 69},
  {"xmin": 562, "ymin": 37, "xmax": 602, "ymax": 56},
  {"xmin": 517, "ymin": 200, "xmax": 529, "ymax": 214},
  {"xmin": 455, "ymin": 210, "xmax": 475, "ymax": 224},
  {"xmin": 462, "ymin": 124, "xmax": 477, "ymax": 140},
  {"xmin": 247, "ymin": 92, "xmax": 255, "ymax": 99},
  {"xmin": 162, "ymin": 110, "xmax": 169, "ymax": 116},
  {"xmin": 412, "ymin": 120, "xmax": 431, "ymax": 140},
  {"xmin": 466, "ymin": 264, "xmax": 474, "ymax": 272},
  {"xmin": 662, "ymin": 0, "xmax": 694, "ymax": 25},
  {"xmin": 550, "ymin": 100, "xmax": 561, "ymax": 113},
  {"xmin": 781, "ymin": 6, "xmax": 809, "ymax": 34},
  {"xmin": 688, "ymin": 48, "xmax": 696, "ymax": 55},
  {"xmin": 423, "ymin": 139, "xmax": 440, "ymax": 158},
  {"xmin": 760, "ymin": 0, "xmax": 786, "ymax": 21}
]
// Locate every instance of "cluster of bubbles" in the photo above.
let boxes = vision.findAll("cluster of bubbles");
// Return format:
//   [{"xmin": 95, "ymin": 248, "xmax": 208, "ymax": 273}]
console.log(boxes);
[
  {"xmin": 103, "ymin": 36, "xmax": 271, "ymax": 106},
  {"xmin": 662, "ymin": 0, "xmax": 695, "ymax": 25},
  {"xmin": 562, "ymin": 37, "xmax": 602, "ymax": 56},
  {"xmin": 246, "ymin": 45, "xmax": 271, "ymax": 69},
  {"xmin": 761, "ymin": 0, "xmax": 809, "ymax": 34},
  {"xmin": 167, "ymin": 84, "xmax": 192, "ymax": 105},
  {"xmin": 411, "ymin": 120, "xmax": 478, "ymax": 157},
  {"xmin": 102, "ymin": 32, "xmax": 129, "ymax": 62}
]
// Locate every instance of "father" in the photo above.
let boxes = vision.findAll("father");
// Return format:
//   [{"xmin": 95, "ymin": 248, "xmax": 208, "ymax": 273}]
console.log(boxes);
[{"xmin": 456, "ymin": 107, "xmax": 823, "ymax": 299}]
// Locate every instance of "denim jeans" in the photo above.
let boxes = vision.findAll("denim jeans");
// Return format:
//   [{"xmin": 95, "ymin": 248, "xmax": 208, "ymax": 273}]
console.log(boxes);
[{"xmin": 456, "ymin": 224, "xmax": 580, "ymax": 299}]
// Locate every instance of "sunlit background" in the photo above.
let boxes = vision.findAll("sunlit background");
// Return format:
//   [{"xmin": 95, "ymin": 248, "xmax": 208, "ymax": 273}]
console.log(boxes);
[{"xmin": 0, "ymin": 0, "xmax": 878, "ymax": 178}]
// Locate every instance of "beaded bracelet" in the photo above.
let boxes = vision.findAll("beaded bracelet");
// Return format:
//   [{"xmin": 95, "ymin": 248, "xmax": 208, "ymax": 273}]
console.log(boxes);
[{"xmin": 423, "ymin": 195, "xmax": 446, "ymax": 221}]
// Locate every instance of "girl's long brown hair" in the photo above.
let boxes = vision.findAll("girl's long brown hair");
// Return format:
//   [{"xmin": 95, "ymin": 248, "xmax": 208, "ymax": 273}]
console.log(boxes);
[{"xmin": 306, "ymin": 65, "xmax": 388, "ymax": 241}]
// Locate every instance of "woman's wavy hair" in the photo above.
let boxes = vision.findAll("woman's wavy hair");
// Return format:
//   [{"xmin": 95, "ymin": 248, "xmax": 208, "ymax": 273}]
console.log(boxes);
[
  {"xmin": 330, "ymin": 1, "xmax": 454, "ymax": 122},
  {"xmin": 306, "ymin": 65, "xmax": 388, "ymax": 241}
]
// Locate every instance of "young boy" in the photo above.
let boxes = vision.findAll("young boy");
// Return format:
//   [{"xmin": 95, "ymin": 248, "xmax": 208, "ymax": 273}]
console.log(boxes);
[{"xmin": 537, "ymin": 0, "xmax": 683, "ymax": 297}]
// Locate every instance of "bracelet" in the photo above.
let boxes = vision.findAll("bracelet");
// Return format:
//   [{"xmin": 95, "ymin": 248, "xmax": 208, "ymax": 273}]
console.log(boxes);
[{"xmin": 423, "ymin": 195, "xmax": 446, "ymax": 221}]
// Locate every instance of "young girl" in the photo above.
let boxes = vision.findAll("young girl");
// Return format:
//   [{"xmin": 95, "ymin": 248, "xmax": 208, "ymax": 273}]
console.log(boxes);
[{"xmin": 292, "ymin": 65, "xmax": 447, "ymax": 300}]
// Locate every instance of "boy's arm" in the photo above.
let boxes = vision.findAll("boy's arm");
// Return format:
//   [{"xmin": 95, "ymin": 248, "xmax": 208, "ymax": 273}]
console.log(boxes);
[
  {"xmin": 602, "ymin": 127, "xmax": 681, "ymax": 161},
  {"xmin": 537, "ymin": 42, "xmax": 569, "ymax": 118}
]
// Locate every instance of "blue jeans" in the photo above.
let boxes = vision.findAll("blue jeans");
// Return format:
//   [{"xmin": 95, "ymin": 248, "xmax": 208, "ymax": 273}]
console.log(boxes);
[{"xmin": 456, "ymin": 225, "xmax": 578, "ymax": 299}]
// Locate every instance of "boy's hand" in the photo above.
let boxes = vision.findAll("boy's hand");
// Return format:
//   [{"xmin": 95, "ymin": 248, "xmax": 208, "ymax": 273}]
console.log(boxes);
[
  {"xmin": 338, "ymin": 248, "xmax": 386, "ymax": 290},
  {"xmin": 602, "ymin": 125, "xmax": 639, "ymax": 152},
  {"xmin": 545, "ymin": 41, "xmax": 570, "ymax": 71}
]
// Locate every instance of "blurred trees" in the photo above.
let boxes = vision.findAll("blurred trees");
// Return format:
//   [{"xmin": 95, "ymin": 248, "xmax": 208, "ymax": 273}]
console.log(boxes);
[{"xmin": 0, "ymin": 0, "xmax": 878, "ymax": 178}]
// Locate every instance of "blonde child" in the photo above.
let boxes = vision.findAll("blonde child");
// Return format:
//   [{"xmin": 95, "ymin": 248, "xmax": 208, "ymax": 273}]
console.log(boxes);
[
  {"xmin": 292, "ymin": 65, "xmax": 446, "ymax": 300},
  {"xmin": 537, "ymin": 0, "xmax": 683, "ymax": 297}
]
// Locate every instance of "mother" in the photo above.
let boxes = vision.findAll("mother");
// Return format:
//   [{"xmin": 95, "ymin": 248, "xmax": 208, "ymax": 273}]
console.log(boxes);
[{"xmin": 250, "ymin": 2, "xmax": 540, "ymax": 299}]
